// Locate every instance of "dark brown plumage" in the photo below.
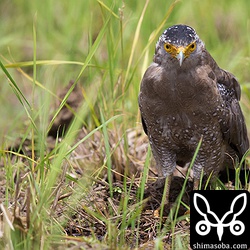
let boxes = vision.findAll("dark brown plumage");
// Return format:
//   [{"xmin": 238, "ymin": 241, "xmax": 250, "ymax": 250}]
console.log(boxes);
[{"xmin": 138, "ymin": 25, "xmax": 249, "ymax": 204}]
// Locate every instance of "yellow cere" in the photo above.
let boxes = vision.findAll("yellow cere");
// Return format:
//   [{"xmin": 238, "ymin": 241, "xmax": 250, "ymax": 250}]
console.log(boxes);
[{"xmin": 164, "ymin": 41, "xmax": 196, "ymax": 58}]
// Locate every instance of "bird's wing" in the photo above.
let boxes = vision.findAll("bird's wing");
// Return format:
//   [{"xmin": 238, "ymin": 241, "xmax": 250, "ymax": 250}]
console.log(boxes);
[
  {"xmin": 204, "ymin": 50, "xmax": 249, "ymax": 158},
  {"xmin": 216, "ymin": 68, "xmax": 249, "ymax": 158},
  {"xmin": 138, "ymin": 63, "xmax": 161, "ymax": 137}
]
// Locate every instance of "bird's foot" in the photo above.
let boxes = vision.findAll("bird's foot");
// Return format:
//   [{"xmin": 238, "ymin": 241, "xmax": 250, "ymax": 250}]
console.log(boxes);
[
  {"xmin": 144, "ymin": 175, "xmax": 172, "ymax": 214},
  {"xmin": 148, "ymin": 177, "xmax": 166, "ymax": 190},
  {"xmin": 144, "ymin": 177, "xmax": 166, "ymax": 200}
]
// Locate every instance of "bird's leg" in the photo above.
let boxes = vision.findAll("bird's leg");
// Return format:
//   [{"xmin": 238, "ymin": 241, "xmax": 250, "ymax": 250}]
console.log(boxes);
[
  {"xmin": 193, "ymin": 177, "xmax": 200, "ymax": 190},
  {"xmin": 163, "ymin": 174, "xmax": 172, "ymax": 205},
  {"xmin": 192, "ymin": 157, "xmax": 204, "ymax": 190},
  {"xmin": 152, "ymin": 174, "xmax": 173, "ymax": 216},
  {"xmin": 148, "ymin": 146, "xmax": 176, "ymax": 211}
]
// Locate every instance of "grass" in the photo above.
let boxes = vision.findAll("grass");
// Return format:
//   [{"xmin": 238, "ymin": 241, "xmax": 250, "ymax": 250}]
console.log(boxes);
[{"xmin": 0, "ymin": 0, "xmax": 250, "ymax": 249}]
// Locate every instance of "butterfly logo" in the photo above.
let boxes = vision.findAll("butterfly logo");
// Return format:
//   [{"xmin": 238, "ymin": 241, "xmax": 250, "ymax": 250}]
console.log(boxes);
[{"xmin": 193, "ymin": 193, "xmax": 247, "ymax": 241}]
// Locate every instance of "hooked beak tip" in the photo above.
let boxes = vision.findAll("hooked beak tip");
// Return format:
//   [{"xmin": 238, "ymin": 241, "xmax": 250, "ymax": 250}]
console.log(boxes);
[{"xmin": 176, "ymin": 51, "xmax": 184, "ymax": 66}]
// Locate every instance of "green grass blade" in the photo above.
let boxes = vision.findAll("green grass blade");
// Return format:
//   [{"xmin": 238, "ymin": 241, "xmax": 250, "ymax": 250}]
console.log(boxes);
[{"xmin": 0, "ymin": 60, "xmax": 31, "ymax": 109}]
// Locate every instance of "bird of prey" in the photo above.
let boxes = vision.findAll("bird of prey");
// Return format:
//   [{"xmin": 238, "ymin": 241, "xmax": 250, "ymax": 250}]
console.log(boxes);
[{"xmin": 138, "ymin": 24, "xmax": 249, "ymax": 205}]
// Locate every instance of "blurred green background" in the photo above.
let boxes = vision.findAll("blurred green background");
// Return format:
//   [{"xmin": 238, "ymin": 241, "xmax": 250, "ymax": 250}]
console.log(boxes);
[
  {"xmin": 1, "ymin": 0, "xmax": 250, "ymax": 142},
  {"xmin": 1, "ymin": 1, "xmax": 250, "ymax": 248}
]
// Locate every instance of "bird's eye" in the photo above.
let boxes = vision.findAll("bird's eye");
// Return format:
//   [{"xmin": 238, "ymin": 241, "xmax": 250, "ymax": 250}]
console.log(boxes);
[
  {"xmin": 164, "ymin": 43, "xmax": 172, "ymax": 52},
  {"xmin": 189, "ymin": 42, "xmax": 196, "ymax": 52}
]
